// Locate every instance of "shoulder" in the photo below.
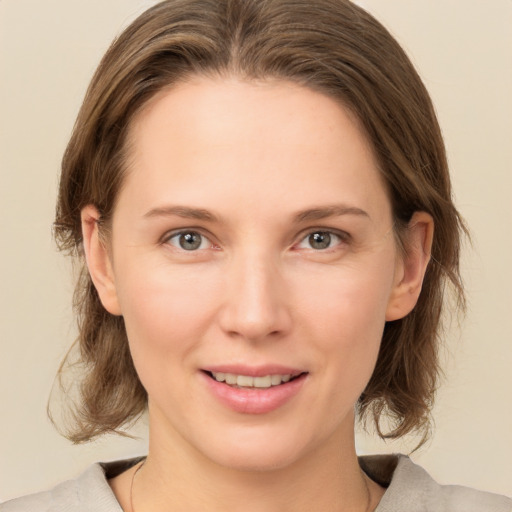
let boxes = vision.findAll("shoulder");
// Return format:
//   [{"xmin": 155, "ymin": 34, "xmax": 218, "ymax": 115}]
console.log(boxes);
[
  {"xmin": 0, "ymin": 458, "xmax": 142, "ymax": 512},
  {"xmin": 360, "ymin": 454, "xmax": 512, "ymax": 512}
]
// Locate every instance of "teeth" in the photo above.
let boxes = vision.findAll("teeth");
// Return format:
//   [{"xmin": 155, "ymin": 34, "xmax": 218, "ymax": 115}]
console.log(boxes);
[
  {"xmin": 254, "ymin": 376, "xmax": 272, "ymax": 388},
  {"xmin": 211, "ymin": 372, "xmax": 295, "ymax": 388},
  {"xmin": 271, "ymin": 374, "xmax": 282, "ymax": 386},
  {"xmin": 225, "ymin": 373, "xmax": 237, "ymax": 385},
  {"xmin": 237, "ymin": 375, "xmax": 254, "ymax": 387}
]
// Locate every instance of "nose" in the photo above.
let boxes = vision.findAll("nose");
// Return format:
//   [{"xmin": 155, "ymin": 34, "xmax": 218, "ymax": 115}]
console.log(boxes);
[{"xmin": 217, "ymin": 252, "xmax": 292, "ymax": 342}]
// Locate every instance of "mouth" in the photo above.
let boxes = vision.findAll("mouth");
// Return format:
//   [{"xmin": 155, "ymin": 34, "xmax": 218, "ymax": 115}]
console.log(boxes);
[
  {"xmin": 203, "ymin": 370, "xmax": 307, "ymax": 389},
  {"xmin": 201, "ymin": 368, "xmax": 308, "ymax": 414}
]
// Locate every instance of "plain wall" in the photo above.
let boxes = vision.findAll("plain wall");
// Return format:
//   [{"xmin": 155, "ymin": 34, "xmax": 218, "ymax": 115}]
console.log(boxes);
[{"xmin": 1, "ymin": 0, "xmax": 511, "ymax": 501}]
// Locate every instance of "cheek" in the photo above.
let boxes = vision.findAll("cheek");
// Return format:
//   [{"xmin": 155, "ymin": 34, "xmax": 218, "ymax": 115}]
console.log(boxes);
[
  {"xmin": 297, "ymin": 256, "xmax": 396, "ymax": 339},
  {"xmin": 294, "ymin": 254, "xmax": 397, "ymax": 385},
  {"xmin": 114, "ymin": 260, "xmax": 224, "ymax": 362}
]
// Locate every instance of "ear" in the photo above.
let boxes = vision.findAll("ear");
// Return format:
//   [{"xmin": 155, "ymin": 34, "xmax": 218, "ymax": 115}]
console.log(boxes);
[
  {"xmin": 385, "ymin": 211, "xmax": 434, "ymax": 321},
  {"xmin": 81, "ymin": 205, "xmax": 122, "ymax": 316}
]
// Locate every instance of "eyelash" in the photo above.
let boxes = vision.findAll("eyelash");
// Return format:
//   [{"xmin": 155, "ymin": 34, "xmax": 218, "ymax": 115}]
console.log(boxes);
[
  {"xmin": 163, "ymin": 229, "xmax": 218, "ymax": 252},
  {"xmin": 294, "ymin": 229, "xmax": 350, "ymax": 251},
  {"xmin": 162, "ymin": 228, "xmax": 350, "ymax": 253}
]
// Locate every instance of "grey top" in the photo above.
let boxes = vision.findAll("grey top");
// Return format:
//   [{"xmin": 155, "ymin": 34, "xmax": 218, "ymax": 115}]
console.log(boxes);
[{"xmin": 2, "ymin": 454, "xmax": 511, "ymax": 512}]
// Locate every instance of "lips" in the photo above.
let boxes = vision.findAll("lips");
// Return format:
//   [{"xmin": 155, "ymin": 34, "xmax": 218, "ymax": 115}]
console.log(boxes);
[{"xmin": 201, "ymin": 365, "xmax": 308, "ymax": 414}]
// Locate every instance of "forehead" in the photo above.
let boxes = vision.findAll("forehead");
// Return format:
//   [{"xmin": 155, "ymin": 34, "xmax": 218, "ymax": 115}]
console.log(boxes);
[{"xmin": 119, "ymin": 76, "xmax": 391, "ymax": 224}]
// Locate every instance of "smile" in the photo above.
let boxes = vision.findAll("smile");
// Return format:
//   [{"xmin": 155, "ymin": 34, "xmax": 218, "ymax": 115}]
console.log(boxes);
[
  {"xmin": 209, "ymin": 372, "xmax": 298, "ymax": 388},
  {"xmin": 202, "ymin": 368, "xmax": 308, "ymax": 414}
]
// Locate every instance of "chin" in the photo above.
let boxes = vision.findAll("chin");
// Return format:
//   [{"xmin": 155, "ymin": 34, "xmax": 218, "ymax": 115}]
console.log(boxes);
[
  {"xmin": 194, "ymin": 423, "xmax": 319, "ymax": 473},
  {"xmin": 210, "ymin": 446, "xmax": 304, "ymax": 473}
]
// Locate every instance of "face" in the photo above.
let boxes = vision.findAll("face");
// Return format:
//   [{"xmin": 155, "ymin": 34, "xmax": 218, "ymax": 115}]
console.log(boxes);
[{"xmin": 87, "ymin": 77, "xmax": 415, "ymax": 471}]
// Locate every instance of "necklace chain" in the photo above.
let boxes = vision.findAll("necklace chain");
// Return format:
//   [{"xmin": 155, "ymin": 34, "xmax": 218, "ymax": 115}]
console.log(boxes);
[
  {"xmin": 130, "ymin": 460, "xmax": 145, "ymax": 512},
  {"xmin": 129, "ymin": 460, "xmax": 372, "ymax": 512},
  {"xmin": 363, "ymin": 471, "xmax": 372, "ymax": 512}
]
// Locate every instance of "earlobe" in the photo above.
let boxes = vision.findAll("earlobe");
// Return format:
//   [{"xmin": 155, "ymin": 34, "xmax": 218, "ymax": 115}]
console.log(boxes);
[
  {"xmin": 385, "ymin": 211, "xmax": 434, "ymax": 321},
  {"xmin": 81, "ymin": 205, "xmax": 122, "ymax": 316}
]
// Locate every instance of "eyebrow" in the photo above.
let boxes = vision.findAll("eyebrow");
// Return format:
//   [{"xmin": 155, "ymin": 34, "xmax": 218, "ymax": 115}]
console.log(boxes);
[
  {"xmin": 142, "ymin": 203, "xmax": 369, "ymax": 223},
  {"xmin": 143, "ymin": 206, "xmax": 218, "ymax": 222},
  {"xmin": 293, "ymin": 204, "xmax": 370, "ymax": 223}
]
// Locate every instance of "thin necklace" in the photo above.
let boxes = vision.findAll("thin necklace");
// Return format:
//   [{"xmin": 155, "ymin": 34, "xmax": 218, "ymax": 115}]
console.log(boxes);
[
  {"xmin": 130, "ymin": 460, "xmax": 145, "ymax": 512},
  {"xmin": 363, "ymin": 471, "xmax": 372, "ymax": 512},
  {"xmin": 129, "ymin": 461, "xmax": 373, "ymax": 512}
]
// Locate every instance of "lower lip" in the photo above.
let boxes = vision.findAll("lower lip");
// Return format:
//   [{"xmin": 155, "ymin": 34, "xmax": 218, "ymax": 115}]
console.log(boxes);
[{"xmin": 201, "ymin": 372, "xmax": 307, "ymax": 414}]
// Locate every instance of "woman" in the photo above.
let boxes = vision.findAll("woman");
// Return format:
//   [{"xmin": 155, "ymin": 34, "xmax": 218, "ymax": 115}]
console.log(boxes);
[{"xmin": 3, "ymin": 0, "xmax": 510, "ymax": 510}]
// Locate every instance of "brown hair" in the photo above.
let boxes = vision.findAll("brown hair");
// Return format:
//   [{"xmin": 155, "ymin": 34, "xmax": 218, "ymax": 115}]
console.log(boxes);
[{"xmin": 53, "ymin": 0, "xmax": 465, "ymax": 444}]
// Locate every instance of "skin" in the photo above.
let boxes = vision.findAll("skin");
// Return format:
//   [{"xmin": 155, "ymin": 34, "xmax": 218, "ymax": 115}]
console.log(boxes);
[{"xmin": 82, "ymin": 77, "xmax": 433, "ymax": 511}]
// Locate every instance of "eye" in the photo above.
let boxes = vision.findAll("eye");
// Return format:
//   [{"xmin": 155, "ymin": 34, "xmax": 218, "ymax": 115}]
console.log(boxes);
[
  {"xmin": 296, "ymin": 230, "xmax": 346, "ymax": 250},
  {"xmin": 165, "ymin": 230, "xmax": 211, "ymax": 251}
]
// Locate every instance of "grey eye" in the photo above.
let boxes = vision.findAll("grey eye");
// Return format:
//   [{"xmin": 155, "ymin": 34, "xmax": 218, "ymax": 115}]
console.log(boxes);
[
  {"xmin": 179, "ymin": 232, "xmax": 202, "ymax": 250},
  {"xmin": 308, "ymin": 232, "xmax": 332, "ymax": 250},
  {"xmin": 167, "ymin": 231, "xmax": 208, "ymax": 251}
]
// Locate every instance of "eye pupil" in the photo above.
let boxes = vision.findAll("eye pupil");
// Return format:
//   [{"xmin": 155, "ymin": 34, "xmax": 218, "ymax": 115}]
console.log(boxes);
[
  {"xmin": 179, "ymin": 232, "xmax": 202, "ymax": 250},
  {"xmin": 309, "ymin": 232, "xmax": 331, "ymax": 250}
]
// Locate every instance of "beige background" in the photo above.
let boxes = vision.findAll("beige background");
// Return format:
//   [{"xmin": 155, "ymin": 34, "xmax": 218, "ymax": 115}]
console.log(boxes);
[{"xmin": 1, "ymin": 0, "xmax": 511, "ymax": 501}]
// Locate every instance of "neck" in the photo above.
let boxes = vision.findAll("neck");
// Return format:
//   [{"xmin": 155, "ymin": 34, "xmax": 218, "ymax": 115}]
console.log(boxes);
[{"xmin": 132, "ymin": 413, "xmax": 374, "ymax": 512}]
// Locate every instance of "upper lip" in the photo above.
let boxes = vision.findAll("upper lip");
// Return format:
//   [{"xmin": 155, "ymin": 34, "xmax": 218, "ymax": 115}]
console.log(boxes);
[{"xmin": 202, "ymin": 364, "xmax": 306, "ymax": 377}]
